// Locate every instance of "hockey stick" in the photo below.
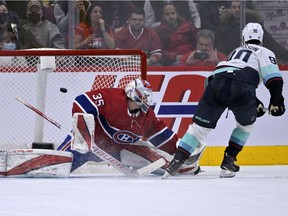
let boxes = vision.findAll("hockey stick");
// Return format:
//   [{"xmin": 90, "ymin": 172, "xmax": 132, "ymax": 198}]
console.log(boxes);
[
  {"xmin": 15, "ymin": 97, "xmax": 63, "ymax": 131},
  {"xmin": 15, "ymin": 96, "xmax": 165, "ymax": 177},
  {"xmin": 91, "ymin": 143, "xmax": 165, "ymax": 177}
]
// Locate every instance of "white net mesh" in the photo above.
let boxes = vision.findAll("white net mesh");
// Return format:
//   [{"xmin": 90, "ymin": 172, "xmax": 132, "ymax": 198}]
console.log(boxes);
[{"xmin": 0, "ymin": 49, "xmax": 146, "ymax": 149}]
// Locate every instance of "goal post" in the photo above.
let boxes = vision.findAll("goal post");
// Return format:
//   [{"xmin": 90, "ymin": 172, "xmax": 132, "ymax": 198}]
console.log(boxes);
[{"xmin": 0, "ymin": 49, "xmax": 147, "ymax": 149}]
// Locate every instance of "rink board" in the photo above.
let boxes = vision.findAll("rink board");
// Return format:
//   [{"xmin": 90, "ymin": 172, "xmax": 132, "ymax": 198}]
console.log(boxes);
[{"xmin": 200, "ymin": 146, "xmax": 288, "ymax": 166}]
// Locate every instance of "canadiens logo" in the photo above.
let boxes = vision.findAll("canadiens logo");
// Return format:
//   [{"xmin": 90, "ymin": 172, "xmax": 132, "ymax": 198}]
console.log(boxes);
[{"xmin": 113, "ymin": 130, "xmax": 140, "ymax": 144}]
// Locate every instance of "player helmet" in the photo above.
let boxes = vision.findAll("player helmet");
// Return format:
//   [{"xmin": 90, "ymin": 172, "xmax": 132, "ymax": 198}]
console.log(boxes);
[
  {"xmin": 242, "ymin": 22, "xmax": 264, "ymax": 45},
  {"xmin": 125, "ymin": 78, "xmax": 152, "ymax": 113}
]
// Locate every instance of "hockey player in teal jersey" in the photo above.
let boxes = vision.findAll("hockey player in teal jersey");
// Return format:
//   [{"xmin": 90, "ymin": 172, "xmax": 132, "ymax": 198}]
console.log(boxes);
[{"xmin": 163, "ymin": 22, "xmax": 286, "ymax": 178}]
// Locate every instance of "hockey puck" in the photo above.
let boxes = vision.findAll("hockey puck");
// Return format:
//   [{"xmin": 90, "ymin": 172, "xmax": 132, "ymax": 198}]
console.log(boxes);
[{"xmin": 60, "ymin": 87, "xmax": 68, "ymax": 93}]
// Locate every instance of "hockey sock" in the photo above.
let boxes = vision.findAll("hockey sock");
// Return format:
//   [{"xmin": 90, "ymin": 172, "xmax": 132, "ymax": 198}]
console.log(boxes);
[
  {"xmin": 226, "ymin": 127, "xmax": 250, "ymax": 157},
  {"xmin": 178, "ymin": 132, "xmax": 199, "ymax": 155}
]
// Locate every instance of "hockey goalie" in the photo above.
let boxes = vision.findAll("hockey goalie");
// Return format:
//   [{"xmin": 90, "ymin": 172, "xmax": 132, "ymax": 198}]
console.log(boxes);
[{"xmin": 57, "ymin": 78, "xmax": 206, "ymax": 176}]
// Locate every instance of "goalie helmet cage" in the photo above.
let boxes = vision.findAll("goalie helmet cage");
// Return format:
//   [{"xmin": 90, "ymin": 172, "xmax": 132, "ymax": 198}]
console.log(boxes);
[{"xmin": 0, "ymin": 49, "xmax": 147, "ymax": 149}]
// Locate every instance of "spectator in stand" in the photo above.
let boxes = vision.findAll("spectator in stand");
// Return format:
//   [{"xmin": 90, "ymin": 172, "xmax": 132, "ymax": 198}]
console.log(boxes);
[
  {"xmin": 54, "ymin": 0, "xmax": 91, "ymax": 47},
  {"xmin": 99, "ymin": 1, "xmax": 131, "ymax": 33},
  {"xmin": 5, "ymin": 1, "xmax": 57, "ymax": 22},
  {"xmin": 20, "ymin": 0, "xmax": 66, "ymax": 49},
  {"xmin": 155, "ymin": 3, "xmax": 199, "ymax": 66},
  {"xmin": 143, "ymin": 0, "xmax": 201, "ymax": 29},
  {"xmin": 197, "ymin": 0, "xmax": 256, "ymax": 32},
  {"xmin": 40, "ymin": 0, "xmax": 56, "ymax": 24},
  {"xmin": 0, "ymin": 1, "xmax": 22, "ymax": 48},
  {"xmin": 197, "ymin": 1, "xmax": 231, "ymax": 32},
  {"xmin": 0, "ymin": 31, "xmax": 27, "ymax": 66},
  {"xmin": 74, "ymin": 1, "xmax": 115, "ymax": 49},
  {"xmin": 5, "ymin": 1, "xmax": 30, "ymax": 21},
  {"xmin": 179, "ymin": 29, "xmax": 226, "ymax": 66},
  {"xmin": 215, "ymin": 0, "xmax": 288, "ymax": 64},
  {"xmin": 115, "ymin": 8, "xmax": 162, "ymax": 66},
  {"xmin": 0, "ymin": 30, "xmax": 18, "ymax": 50}
]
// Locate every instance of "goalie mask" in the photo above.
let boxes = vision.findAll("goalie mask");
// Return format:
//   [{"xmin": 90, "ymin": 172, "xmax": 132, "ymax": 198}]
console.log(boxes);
[
  {"xmin": 125, "ymin": 79, "xmax": 153, "ymax": 113},
  {"xmin": 242, "ymin": 22, "xmax": 264, "ymax": 45}
]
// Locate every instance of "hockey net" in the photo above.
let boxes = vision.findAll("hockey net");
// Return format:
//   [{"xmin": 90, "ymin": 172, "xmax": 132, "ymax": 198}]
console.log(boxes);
[{"xmin": 0, "ymin": 49, "xmax": 147, "ymax": 149}]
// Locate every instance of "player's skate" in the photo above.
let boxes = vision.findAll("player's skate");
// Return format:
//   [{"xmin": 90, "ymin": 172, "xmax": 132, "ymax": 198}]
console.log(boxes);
[
  {"xmin": 176, "ymin": 142, "xmax": 206, "ymax": 175},
  {"xmin": 162, "ymin": 142, "xmax": 206, "ymax": 179},
  {"xmin": 165, "ymin": 158, "xmax": 183, "ymax": 176},
  {"xmin": 219, "ymin": 152, "xmax": 240, "ymax": 178},
  {"xmin": 178, "ymin": 162, "xmax": 201, "ymax": 175},
  {"xmin": 162, "ymin": 159, "xmax": 201, "ymax": 179}
]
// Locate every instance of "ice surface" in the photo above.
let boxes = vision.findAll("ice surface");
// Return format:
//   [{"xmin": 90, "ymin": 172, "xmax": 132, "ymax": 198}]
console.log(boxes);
[{"xmin": 0, "ymin": 165, "xmax": 287, "ymax": 216}]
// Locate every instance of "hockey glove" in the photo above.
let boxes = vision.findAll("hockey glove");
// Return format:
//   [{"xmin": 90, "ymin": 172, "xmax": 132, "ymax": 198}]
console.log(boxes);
[
  {"xmin": 256, "ymin": 97, "xmax": 266, "ymax": 117},
  {"xmin": 266, "ymin": 78, "xmax": 285, "ymax": 117},
  {"xmin": 269, "ymin": 96, "xmax": 285, "ymax": 116}
]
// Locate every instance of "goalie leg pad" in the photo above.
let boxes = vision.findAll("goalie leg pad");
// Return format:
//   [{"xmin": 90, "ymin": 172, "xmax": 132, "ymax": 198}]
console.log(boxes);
[
  {"xmin": 70, "ymin": 150, "xmax": 102, "ymax": 172},
  {"xmin": 72, "ymin": 113, "xmax": 95, "ymax": 154},
  {"xmin": 6, "ymin": 149, "xmax": 73, "ymax": 177}
]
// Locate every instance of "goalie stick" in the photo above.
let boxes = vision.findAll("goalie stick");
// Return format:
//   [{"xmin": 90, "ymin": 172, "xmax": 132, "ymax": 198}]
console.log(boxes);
[{"xmin": 15, "ymin": 96, "xmax": 165, "ymax": 177}]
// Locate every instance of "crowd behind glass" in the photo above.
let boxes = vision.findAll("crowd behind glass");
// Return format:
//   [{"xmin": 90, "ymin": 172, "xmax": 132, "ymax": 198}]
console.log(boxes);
[{"xmin": 1, "ymin": 0, "xmax": 288, "ymax": 66}]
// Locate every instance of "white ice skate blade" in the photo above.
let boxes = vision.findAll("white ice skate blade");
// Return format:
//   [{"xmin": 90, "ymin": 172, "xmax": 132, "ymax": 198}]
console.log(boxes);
[{"xmin": 219, "ymin": 169, "xmax": 236, "ymax": 178}]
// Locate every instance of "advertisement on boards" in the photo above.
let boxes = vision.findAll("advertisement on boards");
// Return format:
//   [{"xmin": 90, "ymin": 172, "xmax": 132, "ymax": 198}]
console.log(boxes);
[{"xmin": 147, "ymin": 70, "xmax": 288, "ymax": 147}]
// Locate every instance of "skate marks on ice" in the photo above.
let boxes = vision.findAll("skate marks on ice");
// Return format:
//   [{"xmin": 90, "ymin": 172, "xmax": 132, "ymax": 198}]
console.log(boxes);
[
  {"xmin": 69, "ymin": 165, "xmax": 288, "ymax": 180},
  {"xmin": 160, "ymin": 166, "xmax": 288, "ymax": 180}
]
